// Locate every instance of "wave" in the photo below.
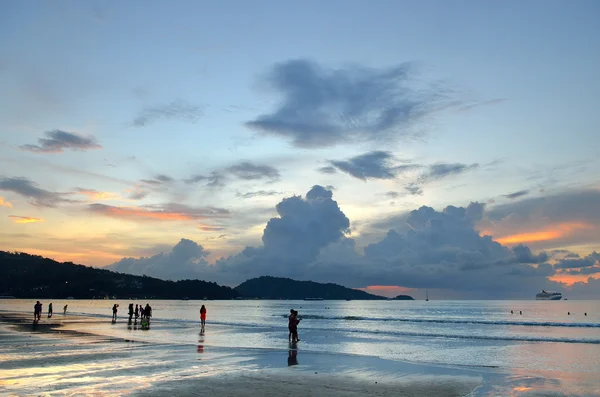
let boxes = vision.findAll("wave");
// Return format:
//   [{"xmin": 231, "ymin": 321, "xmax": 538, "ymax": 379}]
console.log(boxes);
[{"xmin": 278, "ymin": 314, "xmax": 600, "ymax": 328}]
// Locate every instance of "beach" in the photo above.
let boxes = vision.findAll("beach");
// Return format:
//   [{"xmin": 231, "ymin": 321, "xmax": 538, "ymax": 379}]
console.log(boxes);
[{"xmin": 1, "ymin": 299, "xmax": 600, "ymax": 396}]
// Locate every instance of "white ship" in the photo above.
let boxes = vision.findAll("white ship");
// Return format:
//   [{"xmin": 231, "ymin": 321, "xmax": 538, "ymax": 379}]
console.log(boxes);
[{"xmin": 535, "ymin": 290, "xmax": 562, "ymax": 300}]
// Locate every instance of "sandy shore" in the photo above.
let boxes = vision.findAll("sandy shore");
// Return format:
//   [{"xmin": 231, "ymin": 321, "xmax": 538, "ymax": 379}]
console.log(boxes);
[{"xmin": 0, "ymin": 312, "xmax": 483, "ymax": 397}]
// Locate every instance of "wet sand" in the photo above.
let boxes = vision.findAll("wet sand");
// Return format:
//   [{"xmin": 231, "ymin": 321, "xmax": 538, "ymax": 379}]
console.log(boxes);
[{"xmin": 0, "ymin": 312, "xmax": 482, "ymax": 397}]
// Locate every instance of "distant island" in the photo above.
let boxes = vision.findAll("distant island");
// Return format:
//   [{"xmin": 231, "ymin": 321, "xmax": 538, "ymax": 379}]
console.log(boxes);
[
  {"xmin": 235, "ymin": 276, "xmax": 393, "ymax": 300},
  {"xmin": 393, "ymin": 294, "xmax": 414, "ymax": 300},
  {"xmin": 0, "ymin": 251, "xmax": 413, "ymax": 301}
]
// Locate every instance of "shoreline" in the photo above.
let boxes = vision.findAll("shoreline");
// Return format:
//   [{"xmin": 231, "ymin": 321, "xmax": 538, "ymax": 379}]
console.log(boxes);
[{"xmin": 0, "ymin": 311, "xmax": 483, "ymax": 396}]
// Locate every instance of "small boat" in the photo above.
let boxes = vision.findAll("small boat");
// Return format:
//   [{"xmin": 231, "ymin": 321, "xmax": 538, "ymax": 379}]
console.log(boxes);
[{"xmin": 536, "ymin": 290, "xmax": 562, "ymax": 300}]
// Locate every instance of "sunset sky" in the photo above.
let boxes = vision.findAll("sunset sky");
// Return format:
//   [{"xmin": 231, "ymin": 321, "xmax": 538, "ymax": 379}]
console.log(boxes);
[{"xmin": 1, "ymin": 1, "xmax": 599, "ymax": 298}]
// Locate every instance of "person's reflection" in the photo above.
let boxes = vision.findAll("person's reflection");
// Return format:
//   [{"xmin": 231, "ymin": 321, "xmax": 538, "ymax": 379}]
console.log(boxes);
[
  {"xmin": 197, "ymin": 331, "xmax": 205, "ymax": 353},
  {"xmin": 127, "ymin": 319, "xmax": 133, "ymax": 330},
  {"xmin": 287, "ymin": 343, "xmax": 298, "ymax": 366}
]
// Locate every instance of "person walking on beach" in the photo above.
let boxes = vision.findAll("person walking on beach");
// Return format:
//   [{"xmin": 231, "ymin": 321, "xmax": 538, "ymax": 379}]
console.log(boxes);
[
  {"xmin": 128, "ymin": 303, "xmax": 134, "ymax": 321},
  {"xmin": 48, "ymin": 303, "xmax": 53, "ymax": 318},
  {"xmin": 288, "ymin": 309, "xmax": 295, "ymax": 342},
  {"xmin": 112, "ymin": 304, "xmax": 119, "ymax": 321},
  {"xmin": 200, "ymin": 305, "xmax": 207, "ymax": 330},
  {"xmin": 63, "ymin": 304, "xmax": 68, "ymax": 315},
  {"xmin": 134, "ymin": 304, "xmax": 139, "ymax": 320}
]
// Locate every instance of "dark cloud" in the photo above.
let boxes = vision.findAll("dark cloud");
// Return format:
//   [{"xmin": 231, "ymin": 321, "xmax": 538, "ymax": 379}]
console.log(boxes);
[
  {"xmin": 504, "ymin": 190, "xmax": 530, "ymax": 199},
  {"xmin": 512, "ymin": 244, "xmax": 548, "ymax": 263},
  {"xmin": 107, "ymin": 238, "xmax": 216, "ymax": 281},
  {"xmin": 554, "ymin": 252, "xmax": 599, "ymax": 269},
  {"xmin": 183, "ymin": 172, "xmax": 225, "ymax": 188},
  {"xmin": 405, "ymin": 183, "xmax": 423, "ymax": 196},
  {"xmin": 19, "ymin": 130, "xmax": 102, "ymax": 153},
  {"xmin": 329, "ymin": 151, "xmax": 416, "ymax": 181},
  {"xmin": 0, "ymin": 177, "xmax": 77, "ymax": 207},
  {"xmin": 385, "ymin": 191, "xmax": 400, "ymax": 199},
  {"xmin": 418, "ymin": 163, "xmax": 479, "ymax": 182},
  {"xmin": 87, "ymin": 203, "xmax": 230, "ymax": 222},
  {"xmin": 226, "ymin": 161, "xmax": 280, "ymax": 182},
  {"xmin": 317, "ymin": 166, "xmax": 337, "ymax": 175},
  {"xmin": 133, "ymin": 100, "xmax": 203, "ymax": 127},
  {"xmin": 237, "ymin": 190, "xmax": 282, "ymax": 199},
  {"xmin": 246, "ymin": 59, "xmax": 452, "ymax": 148},
  {"xmin": 565, "ymin": 267, "xmax": 600, "ymax": 275},
  {"xmin": 141, "ymin": 174, "xmax": 174, "ymax": 186}
]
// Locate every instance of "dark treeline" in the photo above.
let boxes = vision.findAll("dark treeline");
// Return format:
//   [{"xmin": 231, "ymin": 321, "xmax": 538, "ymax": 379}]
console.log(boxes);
[
  {"xmin": 0, "ymin": 251, "xmax": 413, "ymax": 300},
  {"xmin": 0, "ymin": 251, "xmax": 239, "ymax": 299}
]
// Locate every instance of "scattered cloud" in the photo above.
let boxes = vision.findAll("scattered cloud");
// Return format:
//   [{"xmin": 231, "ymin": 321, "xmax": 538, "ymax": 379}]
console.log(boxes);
[
  {"xmin": 87, "ymin": 203, "xmax": 230, "ymax": 222},
  {"xmin": 385, "ymin": 191, "xmax": 400, "ymax": 199},
  {"xmin": 183, "ymin": 172, "xmax": 225, "ymax": 188},
  {"xmin": 0, "ymin": 196, "xmax": 12, "ymax": 208},
  {"xmin": 504, "ymin": 190, "xmax": 530, "ymax": 199},
  {"xmin": 317, "ymin": 166, "xmax": 337, "ymax": 175},
  {"xmin": 329, "ymin": 151, "xmax": 416, "ymax": 181},
  {"xmin": 19, "ymin": 130, "xmax": 102, "ymax": 153},
  {"xmin": 237, "ymin": 190, "xmax": 282, "ymax": 199},
  {"xmin": 74, "ymin": 188, "xmax": 120, "ymax": 201},
  {"xmin": 9, "ymin": 215, "xmax": 44, "ymax": 224},
  {"xmin": 0, "ymin": 177, "xmax": 78, "ymax": 207},
  {"xmin": 405, "ymin": 183, "xmax": 423, "ymax": 196},
  {"xmin": 226, "ymin": 161, "xmax": 280, "ymax": 182},
  {"xmin": 246, "ymin": 59, "xmax": 453, "ymax": 148},
  {"xmin": 456, "ymin": 98, "xmax": 508, "ymax": 112},
  {"xmin": 418, "ymin": 163, "xmax": 479, "ymax": 182},
  {"xmin": 197, "ymin": 224, "xmax": 226, "ymax": 232},
  {"xmin": 141, "ymin": 174, "xmax": 174, "ymax": 186},
  {"xmin": 133, "ymin": 100, "xmax": 203, "ymax": 127}
]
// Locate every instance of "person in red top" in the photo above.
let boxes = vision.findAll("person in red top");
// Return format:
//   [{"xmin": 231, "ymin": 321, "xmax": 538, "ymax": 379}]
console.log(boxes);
[{"xmin": 200, "ymin": 305, "xmax": 207, "ymax": 329}]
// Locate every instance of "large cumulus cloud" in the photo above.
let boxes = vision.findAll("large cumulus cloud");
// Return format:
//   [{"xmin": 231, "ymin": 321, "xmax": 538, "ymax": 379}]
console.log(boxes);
[{"xmin": 108, "ymin": 186, "xmax": 600, "ymax": 298}]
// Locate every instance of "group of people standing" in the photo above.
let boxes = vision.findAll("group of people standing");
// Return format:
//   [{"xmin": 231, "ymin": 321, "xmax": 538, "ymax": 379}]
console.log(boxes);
[{"xmin": 33, "ymin": 301, "xmax": 67, "ymax": 321}]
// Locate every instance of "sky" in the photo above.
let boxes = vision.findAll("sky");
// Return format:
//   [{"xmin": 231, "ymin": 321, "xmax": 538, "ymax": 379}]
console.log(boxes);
[{"xmin": 1, "ymin": 0, "xmax": 599, "ymax": 298}]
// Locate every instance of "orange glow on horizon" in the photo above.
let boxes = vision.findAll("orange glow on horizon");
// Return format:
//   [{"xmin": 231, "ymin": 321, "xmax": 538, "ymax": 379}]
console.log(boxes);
[
  {"xmin": 0, "ymin": 196, "xmax": 12, "ymax": 208},
  {"xmin": 8, "ymin": 215, "xmax": 44, "ymax": 224},
  {"xmin": 358, "ymin": 285, "xmax": 414, "ymax": 297},
  {"xmin": 549, "ymin": 273, "xmax": 600, "ymax": 286},
  {"xmin": 490, "ymin": 222, "xmax": 594, "ymax": 245}
]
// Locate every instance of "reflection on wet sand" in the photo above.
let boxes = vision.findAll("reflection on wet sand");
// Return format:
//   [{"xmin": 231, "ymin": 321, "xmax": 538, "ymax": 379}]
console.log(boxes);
[{"xmin": 287, "ymin": 348, "xmax": 298, "ymax": 366}]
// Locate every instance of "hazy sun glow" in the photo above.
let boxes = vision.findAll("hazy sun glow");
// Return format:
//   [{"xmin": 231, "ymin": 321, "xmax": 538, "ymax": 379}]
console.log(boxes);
[{"xmin": 8, "ymin": 216, "xmax": 44, "ymax": 224}]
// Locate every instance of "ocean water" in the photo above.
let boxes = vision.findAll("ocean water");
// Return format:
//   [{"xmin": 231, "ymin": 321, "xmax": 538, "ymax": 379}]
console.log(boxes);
[{"xmin": 2, "ymin": 298, "xmax": 599, "ymax": 375}]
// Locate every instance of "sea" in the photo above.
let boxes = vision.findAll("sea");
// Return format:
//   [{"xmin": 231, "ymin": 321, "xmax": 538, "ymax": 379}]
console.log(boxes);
[{"xmin": 1, "ymin": 299, "xmax": 600, "ymax": 395}]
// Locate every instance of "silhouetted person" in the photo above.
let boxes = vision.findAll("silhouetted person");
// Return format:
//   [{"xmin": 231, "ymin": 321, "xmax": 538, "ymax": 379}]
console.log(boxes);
[
  {"xmin": 34, "ymin": 301, "xmax": 42, "ymax": 321},
  {"xmin": 63, "ymin": 304, "xmax": 68, "ymax": 315},
  {"xmin": 144, "ymin": 304, "xmax": 152, "ymax": 325},
  {"xmin": 112, "ymin": 304, "xmax": 118, "ymax": 321},
  {"xmin": 511, "ymin": 310, "xmax": 513, "ymax": 314},
  {"xmin": 585, "ymin": 313, "xmax": 587, "ymax": 316},
  {"xmin": 134, "ymin": 304, "xmax": 139, "ymax": 320},
  {"xmin": 128, "ymin": 303, "xmax": 134, "ymax": 321},
  {"xmin": 288, "ymin": 309, "xmax": 295, "ymax": 342},
  {"xmin": 289, "ymin": 310, "xmax": 301, "ymax": 342},
  {"xmin": 200, "ymin": 305, "xmax": 207, "ymax": 330},
  {"xmin": 568, "ymin": 312, "xmax": 571, "ymax": 315},
  {"xmin": 48, "ymin": 303, "xmax": 53, "ymax": 318},
  {"xmin": 519, "ymin": 311, "xmax": 522, "ymax": 315}
]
